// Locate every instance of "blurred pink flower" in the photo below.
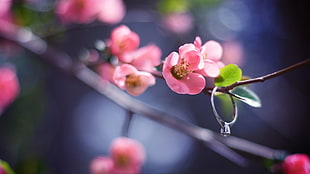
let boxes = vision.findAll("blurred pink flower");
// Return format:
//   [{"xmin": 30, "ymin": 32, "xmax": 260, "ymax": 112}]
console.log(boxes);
[
  {"xmin": 0, "ymin": 0, "xmax": 17, "ymax": 34},
  {"xmin": 0, "ymin": 66, "xmax": 19, "ymax": 114},
  {"xmin": 56, "ymin": 0, "xmax": 99, "ymax": 24},
  {"xmin": 122, "ymin": 44, "xmax": 162, "ymax": 72},
  {"xmin": 162, "ymin": 12, "xmax": 193, "ymax": 34},
  {"xmin": 90, "ymin": 156, "xmax": 114, "ymax": 174},
  {"xmin": 97, "ymin": 0, "xmax": 125, "ymax": 24},
  {"xmin": 113, "ymin": 64, "xmax": 155, "ymax": 96},
  {"xmin": 194, "ymin": 37, "xmax": 225, "ymax": 78},
  {"xmin": 110, "ymin": 137, "xmax": 145, "ymax": 174},
  {"xmin": 222, "ymin": 41, "xmax": 244, "ymax": 66},
  {"xmin": 162, "ymin": 44, "xmax": 205, "ymax": 95},
  {"xmin": 108, "ymin": 25, "xmax": 140, "ymax": 61},
  {"xmin": 282, "ymin": 154, "xmax": 310, "ymax": 174}
]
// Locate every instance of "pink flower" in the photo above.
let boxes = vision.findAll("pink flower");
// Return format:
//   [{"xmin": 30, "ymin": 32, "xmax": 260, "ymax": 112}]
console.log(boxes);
[
  {"xmin": 162, "ymin": 44, "xmax": 205, "ymax": 95},
  {"xmin": 108, "ymin": 25, "xmax": 140, "ymax": 60},
  {"xmin": 97, "ymin": 0, "xmax": 125, "ymax": 24},
  {"xmin": 110, "ymin": 137, "xmax": 145, "ymax": 174},
  {"xmin": 122, "ymin": 44, "xmax": 162, "ymax": 72},
  {"xmin": 282, "ymin": 154, "xmax": 310, "ymax": 174},
  {"xmin": 113, "ymin": 64, "xmax": 155, "ymax": 96},
  {"xmin": 90, "ymin": 156, "xmax": 114, "ymax": 174},
  {"xmin": 56, "ymin": 0, "xmax": 99, "ymax": 24},
  {"xmin": 161, "ymin": 12, "xmax": 193, "ymax": 34},
  {"xmin": 194, "ymin": 37, "xmax": 224, "ymax": 78},
  {"xmin": 0, "ymin": 66, "xmax": 19, "ymax": 114},
  {"xmin": 222, "ymin": 41, "xmax": 244, "ymax": 66}
]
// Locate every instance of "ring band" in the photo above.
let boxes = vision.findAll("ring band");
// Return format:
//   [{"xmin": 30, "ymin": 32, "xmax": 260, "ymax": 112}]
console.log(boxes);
[{"xmin": 210, "ymin": 86, "xmax": 238, "ymax": 136}]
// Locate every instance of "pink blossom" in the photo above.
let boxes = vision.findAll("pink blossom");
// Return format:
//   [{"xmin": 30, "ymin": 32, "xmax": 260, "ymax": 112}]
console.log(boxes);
[
  {"xmin": 282, "ymin": 154, "xmax": 310, "ymax": 174},
  {"xmin": 113, "ymin": 64, "xmax": 155, "ymax": 96},
  {"xmin": 222, "ymin": 41, "xmax": 244, "ymax": 66},
  {"xmin": 56, "ymin": 0, "xmax": 99, "ymax": 24},
  {"xmin": 161, "ymin": 12, "xmax": 193, "ymax": 34},
  {"xmin": 162, "ymin": 44, "xmax": 206, "ymax": 95},
  {"xmin": 108, "ymin": 25, "xmax": 140, "ymax": 60},
  {"xmin": 97, "ymin": 0, "xmax": 125, "ymax": 24},
  {"xmin": 194, "ymin": 37, "xmax": 224, "ymax": 78},
  {"xmin": 0, "ymin": 66, "xmax": 19, "ymax": 114},
  {"xmin": 90, "ymin": 156, "xmax": 114, "ymax": 174},
  {"xmin": 122, "ymin": 44, "xmax": 162, "ymax": 72},
  {"xmin": 110, "ymin": 137, "xmax": 145, "ymax": 174}
]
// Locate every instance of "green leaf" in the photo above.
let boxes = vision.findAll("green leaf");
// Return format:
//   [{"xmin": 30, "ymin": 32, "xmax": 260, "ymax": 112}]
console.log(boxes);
[
  {"xmin": 231, "ymin": 86, "xmax": 262, "ymax": 108},
  {"xmin": 0, "ymin": 160, "xmax": 16, "ymax": 174},
  {"xmin": 215, "ymin": 64, "xmax": 242, "ymax": 87}
]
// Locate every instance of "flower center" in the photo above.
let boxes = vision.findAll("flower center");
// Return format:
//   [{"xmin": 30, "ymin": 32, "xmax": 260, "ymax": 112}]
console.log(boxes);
[
  {"xmin": 171, "ymin": 64, "xmax": 188, "ymax": 79},
  {"xmin": 125, "ymin": 74, "xmax": 141, "ymax": 88},
  {"xmin": 171, "ymin": 59, "xmax": 189, "ymax": 79},
  {"xmin": 115, "ymin": 154, "xmax": 130, "ymax": 167}
]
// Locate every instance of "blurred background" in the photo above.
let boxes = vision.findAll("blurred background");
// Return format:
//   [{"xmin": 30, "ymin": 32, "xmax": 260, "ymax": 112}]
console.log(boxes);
[{"xmin": 0, "ymin": 0, "xmax": 309, "ymax": 173}]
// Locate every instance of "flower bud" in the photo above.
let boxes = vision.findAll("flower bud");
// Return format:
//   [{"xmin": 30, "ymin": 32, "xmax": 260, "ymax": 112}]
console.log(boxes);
[{"xmin": 110, "ymin": 137, "xmax": 145, "ymax": 174}]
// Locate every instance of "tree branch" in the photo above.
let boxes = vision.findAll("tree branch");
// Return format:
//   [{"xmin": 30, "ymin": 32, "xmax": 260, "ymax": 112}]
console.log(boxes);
[
  {"xmin": 0, "ymin": 27, "xmax": 290, "ymax": 166},
  {"xmin": 219, "ymin": 58, "xmax": 310, "ymax": 93}
]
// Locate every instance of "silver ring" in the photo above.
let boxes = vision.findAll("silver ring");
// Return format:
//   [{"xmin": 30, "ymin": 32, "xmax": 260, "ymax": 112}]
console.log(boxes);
[{"xmin": 210, "ymin": 86, "xmax": 238, "ymax": 136}]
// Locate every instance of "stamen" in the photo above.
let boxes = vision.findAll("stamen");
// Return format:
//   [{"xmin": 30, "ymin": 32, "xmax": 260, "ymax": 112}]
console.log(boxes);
[
  {"xmin": 125, "ymin": 74, "xmax": 141, "ymax": 88},
  {"xmin": 171, "ymin": 64, "xmax": 188, "ymax": 79}
]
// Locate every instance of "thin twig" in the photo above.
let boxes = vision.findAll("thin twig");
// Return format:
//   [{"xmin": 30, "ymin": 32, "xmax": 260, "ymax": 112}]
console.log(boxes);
[
  {"xmin": 220, "ymin": 58, "xmax": 310, "ymax": 93},
  {"xmin": 122, "ymin": 110, "xmax": 134, "ymax": 137}
]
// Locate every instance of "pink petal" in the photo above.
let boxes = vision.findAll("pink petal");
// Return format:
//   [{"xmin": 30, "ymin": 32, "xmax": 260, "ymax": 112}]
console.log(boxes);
[
  {"xmin": 194, "ymin": 36, "xmax": 202, "ymax": 48},
  {"xmin": 201, "ymin": 40, "xmax": 223, "ymax": 60},
  {"xmin": 179, "ymin": 73, "xmax": 206, "ymax": 95},
  {"xmin": 164, "ymin": 52, "xmax": 179, "ymax": 68},
  {"xmin": 178, "ymin": 44, "xmax": 196, "ymax": 58},
  {"xmin": 162, "ymin": 69, "xmax": 189, "ymax": 94},
  {"xmin": 97, "ymin": 63, "xmax": 115, "ymax": 82},
  {"xmin": 182, "ymin": 50, "xmax": 204, "ymax": 70},
  {"xmin": 90, "ymin": 156, "xmax": 114, "ymax": 174},
  {"xmin": 179, "ymin": 44, "xmax": 203, "ymax": 69},
  {"xmin": 195, "ymin": 60, "xmax": 222, "ymax": 78}
]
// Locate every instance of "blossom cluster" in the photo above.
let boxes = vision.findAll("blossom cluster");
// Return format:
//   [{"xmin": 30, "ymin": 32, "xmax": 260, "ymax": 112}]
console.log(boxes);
[
  {"xmin": 90, "ymin": 137, "xmax": 145, "ymax": 174},
  {"xmin": 56, "ymin": 0, "xmax": 125, "ymax": 24},
  {"xmin": 162, "ymin": 36, "xmax": 224, "ymax": 95},
  {"xmin": 0, "ymin": 66, "xmax": 20, "ymax": 115},
  {"xmin": 98, "ymin": 25, "xmax": 162, "ymax": 96}
]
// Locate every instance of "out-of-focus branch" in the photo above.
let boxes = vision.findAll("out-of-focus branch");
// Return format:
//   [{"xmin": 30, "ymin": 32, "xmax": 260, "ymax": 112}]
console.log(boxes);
[{"xmin": 0, "ymin": 27, "xmax": 288, "ymax": 166}]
